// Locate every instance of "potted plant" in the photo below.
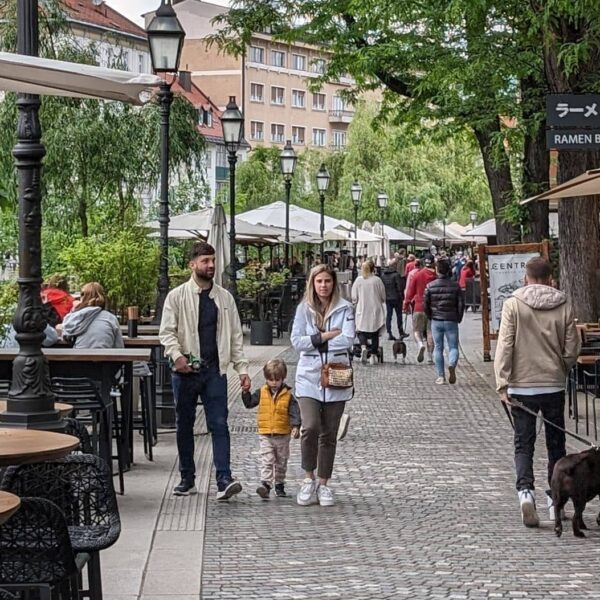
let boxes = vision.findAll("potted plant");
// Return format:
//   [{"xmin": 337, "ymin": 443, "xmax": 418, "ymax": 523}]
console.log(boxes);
[{"xmin": 238, "ymin": 263, "xmax": 289, "ymax": 345}]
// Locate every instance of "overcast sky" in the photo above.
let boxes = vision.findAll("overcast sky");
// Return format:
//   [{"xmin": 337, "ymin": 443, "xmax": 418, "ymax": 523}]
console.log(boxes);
[{"xmin": 105, "ymin": 0, "xmax": 228, "ymax": 27}]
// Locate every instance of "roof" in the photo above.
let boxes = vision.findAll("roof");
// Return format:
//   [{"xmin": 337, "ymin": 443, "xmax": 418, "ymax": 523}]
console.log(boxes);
[
  {"xmin": 61, "ymin": 0, "xmax": 147, "ymax": 40},
  {"xmin": 170, "ymin": 77, "xmax": 223, "ymax": 139}
]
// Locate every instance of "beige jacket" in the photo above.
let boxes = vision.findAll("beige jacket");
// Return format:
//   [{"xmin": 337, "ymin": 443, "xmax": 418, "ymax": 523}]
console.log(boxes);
[
  {"xmin": 159, "ymin": 277, "xmax": 249, "ymax": 376},
  {"xmin": 494, "ymin": 285, "xmax": 580, "ymax": 392},
  {"xmin": 351, "ymin": 275, "xmax": 386, "ymax": 333}
]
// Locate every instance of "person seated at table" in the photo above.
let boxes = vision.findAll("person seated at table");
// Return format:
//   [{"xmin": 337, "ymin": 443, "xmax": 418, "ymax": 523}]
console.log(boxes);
[
  {"xmin": 62, "ymin": 282, "xmax": 124, "ymax": 349},
  {"xmin": 1, "ymin": 304, "xmax": 59, "ymax": 348},
  {"xmin": 41, "ymin": 274, "xmax": 74, "ymax": 325}
]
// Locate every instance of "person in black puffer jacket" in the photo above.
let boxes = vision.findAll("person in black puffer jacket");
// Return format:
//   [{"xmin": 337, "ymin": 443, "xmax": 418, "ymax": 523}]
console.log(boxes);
[
  {"xmin": 424, "ymin": 259, "xmax": 464, "ymax": 385},
  {"xmin": 380, "ymin": 258, "xmax": 407, "ymax": 340}
]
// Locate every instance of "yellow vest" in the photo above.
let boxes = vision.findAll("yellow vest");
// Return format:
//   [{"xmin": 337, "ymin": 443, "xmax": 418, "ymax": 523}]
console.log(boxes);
[{"xmin": 257, "ymin": 385, "xmax": 292, "ymax": 435}]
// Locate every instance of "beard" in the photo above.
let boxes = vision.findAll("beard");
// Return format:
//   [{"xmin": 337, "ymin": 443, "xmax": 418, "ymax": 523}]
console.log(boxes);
[{"xmin": 193, "ymin": 266, "xmax": 215, "ymax": 282}]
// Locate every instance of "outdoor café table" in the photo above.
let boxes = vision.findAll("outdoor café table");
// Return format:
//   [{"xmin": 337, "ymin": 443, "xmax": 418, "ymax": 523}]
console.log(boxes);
[
  {"xmin": 0, "ymin": 348, "xmax": 151, "ymax": 471},
  {"xmin": 0, "ymin": 400, "xmax": 72, "ymax": 418},
  {"xmin": 0, "ymin": 490, "xmax": 20, "ymax": 525},
  {"xmin": 568, "ymin": 355, "xmax": 600, "ymax": 438},
  {"xmin": 0, "ymin": 428, "xmax": 79, "ymax": 468}
]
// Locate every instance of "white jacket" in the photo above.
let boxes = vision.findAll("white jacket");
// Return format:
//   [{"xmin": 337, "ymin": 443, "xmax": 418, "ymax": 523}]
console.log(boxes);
[
  {"xmin": 351, "ymin": 275, "xmax": 386, "ymax": 333},
  {"xmin": 291, "ymin": 298, "xmax": 355, "ymax": 402},
  {"xmin": 159, "ymin": 277, "xmax": 249, "ymax": 376}
]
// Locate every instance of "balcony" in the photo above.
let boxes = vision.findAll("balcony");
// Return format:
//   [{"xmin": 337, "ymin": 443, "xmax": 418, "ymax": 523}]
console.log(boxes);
[{"xmin": 328, "ymin": 109, "xmax": 355, "ymax": 124}]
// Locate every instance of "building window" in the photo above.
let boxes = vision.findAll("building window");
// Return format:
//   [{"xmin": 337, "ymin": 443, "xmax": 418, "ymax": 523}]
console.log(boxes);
[
  {"xmin": 292, "ymin": 53, "xmax": 306, "ymax": 71},
  {"xmin": 249, "ymin": 46, "xmax": 265, "ymax": 63},
  {"xmin": 250, "ymin": 83, "xmax": 264, "ymax": 102},
  {"xmin": 312, "ymin": 128, "xmax": 326, "ymax": 147},
  {"xmin": 271, "ymin": 123, "xmax": 285, "ymax": 143},
  {"xmin": 312, "ymin": 93, "xmax": 326, "ymax": 111},
  {"xmin": 216, "ymin": 145, "xmax": 228, "ymax": 168},
  {"xmin": 271, "ymin": 50, "xmax": 286, "ymax": 67},
  {"xmin": 332, "ymin": 94, "xmax": 347, "ymax": 112},
  {"xmin": 250, "ymin": 121, "xmax": 264, "ymax": 141},
  {"xmin": 332, "ymin": 130, "xmax": 347, "ymax": 148},
  {"xmin": 291, "ymin": 89, "xmax": 305, "ymax": 108},
  {"xmin": 312, "ymin": 58, "xmax": 326, "ymax": 74},
  {"xmin": 292, "ymin": 126, "xmax": 305, "ymax": 145},
  {"xmin": 271, "ymin": 86, "xmax": 285, "ymax": 105},
  {"xmin": 199, "ymin": 108, "xmax": 213, "ymax": 127},
  {"xmin": 137, "ymin": 53, "xmax": 145, "ymax": 73}
]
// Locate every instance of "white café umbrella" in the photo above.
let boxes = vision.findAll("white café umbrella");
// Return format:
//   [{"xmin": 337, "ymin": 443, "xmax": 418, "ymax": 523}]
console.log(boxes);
[
  {"xmin": 0, "ymin": 52, "xmax": 162, "ymax": 105},
  {"xmin": 207, "ymin": 204, "xmax": 230, "ymax": 287}
]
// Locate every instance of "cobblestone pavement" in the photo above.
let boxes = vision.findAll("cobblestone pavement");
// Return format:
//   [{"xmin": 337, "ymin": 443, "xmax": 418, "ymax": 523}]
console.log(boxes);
[{"xmin": 201, "ymin": 338, "xmax": 600, "ymax": 599}]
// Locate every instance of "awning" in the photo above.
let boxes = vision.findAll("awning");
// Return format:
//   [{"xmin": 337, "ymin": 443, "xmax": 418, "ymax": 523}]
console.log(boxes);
[
  {"xmin": 521, "ymin": 168, "xmax": 600, "ymax": 204},
  {"xmin": 461, "ymin": 219, "xmax": 497, "ymax": 237},
  {"xmin": 0, "ymin": 52, "xmax": 162, "ymax": 105}
]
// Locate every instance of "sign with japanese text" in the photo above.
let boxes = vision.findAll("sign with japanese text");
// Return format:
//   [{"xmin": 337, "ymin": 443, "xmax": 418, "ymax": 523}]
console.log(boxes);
[
  {"xmin": 547, "ymin": 94, "xmax": 600, "ymax": 128},
  {"xmin": 487, "ymin": 252, "xmax": 540, "ymax": 332},
  {"xmin": 546, "ymin": 129, "xmax": 600, "ymax": 150}
]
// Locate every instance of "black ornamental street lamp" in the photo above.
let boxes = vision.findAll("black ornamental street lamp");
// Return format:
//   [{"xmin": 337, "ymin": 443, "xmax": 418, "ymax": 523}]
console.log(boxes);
[
  {"xmin": 377, "ymin": 191, "xmax": 388, "ymax": 263},
  {"xmin": 351, "ymin": 180, "xmax": 362, "ymax": 281},
  {"xmin": 316, "ymin": 164, "xmax": 330, "ymax": 260},
  {"xmin": 147, "ymin": 0, "xmax": 185, "ymax": 324},
  {"xmin": 280, "ymin": 140, "xmax": 297, "ymax": 267},
  {"xmin": 0, "ymin": 0, "xmax": 62, "ymax": 429},
  {"xmin": 470, "ymin": 210, "xmax": 478, "ymax": 230},
  {"xmin": 410, "ymin": 199, "xmax": 420, "ymax": 253},
  {"xmin": 221, "ymin": 96, "xmax": 244, "ymax": 302}
]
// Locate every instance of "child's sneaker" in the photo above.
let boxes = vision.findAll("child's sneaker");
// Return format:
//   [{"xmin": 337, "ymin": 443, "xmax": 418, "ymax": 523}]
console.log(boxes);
[
  {"xmin": 256, "ymin": 481, "xmax": 271, "ymax": 499},
  {"xmin": 274, "ymin": 483, "xmax": 287, "ymax": 497}
]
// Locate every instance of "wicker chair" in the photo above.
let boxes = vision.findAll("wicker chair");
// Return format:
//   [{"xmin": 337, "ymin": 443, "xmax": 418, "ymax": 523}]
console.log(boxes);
[
  {"xmin": 0, "ymin": 497, "xmax": 86, "ymax": 600},
  {"xmin": 1, "ymin": 455, "xmax": 121, "ymax": 600},
  {"xmin": 63, "ymin": 417, "xmax": 94, "ymax": 454}
]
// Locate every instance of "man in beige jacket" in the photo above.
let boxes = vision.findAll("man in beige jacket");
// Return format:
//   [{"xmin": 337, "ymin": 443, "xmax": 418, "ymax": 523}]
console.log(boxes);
[
  {"xmin": 494, "ymin": 257, "xmax": 580, "ymax": 528},
  {"xmin": 160, "ymin": 241, "xmax": 250, "ymax": 500}
]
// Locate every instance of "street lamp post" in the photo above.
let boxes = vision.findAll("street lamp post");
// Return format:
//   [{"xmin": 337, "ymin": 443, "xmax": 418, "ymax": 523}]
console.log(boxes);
[
  {"xmin": 470, "ymin": 210, "xmax": 478, "ymax": 230},
  {"xmin": 0, "ymin": 0, "xmax": 62, "ymax": 429},
  {"xmin": 280, "ymin": 140, "xmax": 297, "ymax": 268},
  {"xmin": 377, "ymin": 191, "xmax": 388, "ymax": 264},
  {"xmin": 316, "ymin": 164, "xmax": 330, "ymax": 260},
  {"xmin": 146, "ymin": 0, "xmax": 185, "ymax": 324},
  {"xmin": 409, "ymin": 199, "xmax": 420, "ymax": 253},
  {"xmin": 221, "ymin": 96, "xmax": 244, "ymax": 302},
  {"xmin": 350, "ymin": 180, "xmax": 362, "ymax": 281}
]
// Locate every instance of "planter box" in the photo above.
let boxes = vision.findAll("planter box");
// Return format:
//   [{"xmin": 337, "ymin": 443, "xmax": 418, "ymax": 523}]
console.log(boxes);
[{"xmin": 250, "ymin": 320, "xmax": 273, "ymax": 346}]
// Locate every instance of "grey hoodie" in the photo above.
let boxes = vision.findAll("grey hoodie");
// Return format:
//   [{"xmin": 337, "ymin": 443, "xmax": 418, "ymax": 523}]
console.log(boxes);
[
  {"xmin": 494, "ymin": 284, "xmax": 580, "ymax": 392},
  {"xmin": 62, "ymin": 306, "xmax": 124, "ymax": 349}
]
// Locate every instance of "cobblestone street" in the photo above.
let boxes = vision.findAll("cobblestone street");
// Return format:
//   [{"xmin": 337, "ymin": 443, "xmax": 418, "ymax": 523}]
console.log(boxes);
[{"xmin": 201, "ymin": 334, "xmax": 600, "ymax": 599}]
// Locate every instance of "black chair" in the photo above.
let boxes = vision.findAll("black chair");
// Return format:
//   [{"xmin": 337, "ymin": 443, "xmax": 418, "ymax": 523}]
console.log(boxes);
[
  {"xmin": 51, "ymin": 377, "xmax": 125, "ymax": 494},
  {"xmin": 64, "ymin": 417, "xmax": 94, "ymax": 455},
  {"xmin": 0, "ymin": 497, "xmax": 87, "ymax": 600},
  {"xmin": 132, "ymin": 361, "xmax": 155, "ymax": 461},
  {"xmin": 1, "ymin": 454, "xmax": 121, "ymax": 600}
]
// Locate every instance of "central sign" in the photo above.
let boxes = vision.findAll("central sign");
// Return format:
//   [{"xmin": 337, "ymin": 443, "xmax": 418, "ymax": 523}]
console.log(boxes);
[
  {"xmin": 546, "ymin": 129, "xmax": 600, "ymax": 150},
  {"xmin": 547, "ymin": 94, "xmax": 600, "ymax": 127}
]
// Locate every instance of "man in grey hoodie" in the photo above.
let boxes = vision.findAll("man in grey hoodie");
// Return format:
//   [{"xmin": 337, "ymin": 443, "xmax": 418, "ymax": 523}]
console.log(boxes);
[{"xmin": 494, "ymin": 257, "xmax": 580, "ymax": 528}]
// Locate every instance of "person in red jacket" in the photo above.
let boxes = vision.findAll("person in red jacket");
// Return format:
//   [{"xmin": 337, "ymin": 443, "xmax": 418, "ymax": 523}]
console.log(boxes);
[
  {"xmin": 41, "ymin": 274, "xmax": 74, "ymax": 325},
  {"xmin": 404, "ymin": 254, "xmax": 417, "ymax": 277},
  {"xmin": 403, "ymin": 256, "xmax": 436, "ymax": 363},
  {"xmin": 459, "ymin": 260, "xmax": 476, "ymax": 291}
]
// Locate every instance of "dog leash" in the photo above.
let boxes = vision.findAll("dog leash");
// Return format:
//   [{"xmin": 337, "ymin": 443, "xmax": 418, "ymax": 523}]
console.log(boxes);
[{"xmin": 504, "ymin": 396, "xmax": 598, "ymax": 449}]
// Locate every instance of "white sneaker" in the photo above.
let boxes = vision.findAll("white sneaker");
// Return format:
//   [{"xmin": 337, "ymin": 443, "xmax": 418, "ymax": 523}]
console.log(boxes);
[
  {"xmin": 369, "ymin": 354, "xmax": 377, "ymax": 366},
  {"xmin": 435, "ymin": 377, "xmax": 446, "ymax": 385},
  {"xmin": 417, "ymin": 343, "xmax": 425, "ymax": 363},
  {"xmin": 297, "ymin": 478, "xmax": 319, "ymax": 506},
  {"xmin": 518, "ymin": 489, "xmax": 539, "ymax": 527},
  {"xmin": 547, "ymin": 491, "xmax": 565, "ymax": 521},
  {"xmin": 317, "ymin": 484, "xmax": 335, "ymax": 506},
  {"xmin": 360, "ymin": 347, "xmax": 368, "ymax": 364}
]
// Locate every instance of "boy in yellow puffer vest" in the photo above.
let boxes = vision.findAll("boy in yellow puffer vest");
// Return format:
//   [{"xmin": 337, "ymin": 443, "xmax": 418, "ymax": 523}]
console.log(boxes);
[{"xmin": 242, "ymin": 359, "xmax": 301, "ymax": 498}]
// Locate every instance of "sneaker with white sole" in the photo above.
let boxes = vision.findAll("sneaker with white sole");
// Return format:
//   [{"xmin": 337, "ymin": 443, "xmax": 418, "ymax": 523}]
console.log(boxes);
[
  {"xmin": 360, "ymin": 347, "xmax": 368, "ymax": 365},
  {"xmin": 448, "ymin": 365, "xmax": 457, "ymax": 384},
  {"xmin": 435, "ymin": 376, "xmax": 446, "ymax": 385},
  {"xmin": 417, "ymin": 344, "xmax": 425, "ymax": 363},
  {"xmin": 369, "ymin": 354, "xmax": 377, "ymax": 366},
  {"xmin": 317, "ymin": 484, "xmax": 335, "ymax": 506},
  {"xmin": 297, "ymin": 478, "xmax": 319, "ymax": 506},
  {"xmin": 216, "ymin": 479, "xmax": 242, "ymax": 501},
  {"xmin": 518, "ymin": 489, "xmax": 539, "ymax": 527}
]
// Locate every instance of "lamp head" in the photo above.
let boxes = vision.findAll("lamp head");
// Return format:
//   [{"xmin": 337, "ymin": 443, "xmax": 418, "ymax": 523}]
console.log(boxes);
[
  {"xmin": 280, "ymin": 140, "xmax": 297, "ymax": 179},
  {"xmin": 409, "ymin": 199, "xmax": 420, "ymax": 214},
  {"xmin": 351, "ymin": 181, "xmax": 362, "ymax": 207},
  {"xmin": 316, "ymin": 163, "xmax": 330, "ymax": 193},
  {"xmin": 377, "ymin": 191, "xmax": 388, "ymax": 209},
  {"xmin": 221, "ymin": 96, "xmax": 244, "ymax": 153},
  {"xmin": 147, "ymin": 0, "xmax": 185, "ymax": 74}
]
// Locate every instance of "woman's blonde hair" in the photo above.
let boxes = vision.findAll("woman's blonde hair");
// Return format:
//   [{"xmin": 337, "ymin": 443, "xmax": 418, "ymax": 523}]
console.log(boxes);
[
  {"xmin": 77, "ymin": 282, "xmax": 106, "ymax": 311},
  {"xmin": 361, "ymin": 259, "xmax": 375, "ymax": 279},
  {"xmin": 303, "ymin": 264, "xmax": 340, "ymax": 330}
]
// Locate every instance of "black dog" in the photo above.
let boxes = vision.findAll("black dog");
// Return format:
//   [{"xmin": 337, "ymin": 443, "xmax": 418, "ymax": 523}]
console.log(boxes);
[
  {"xmin": 551, "ymin": 447, "xmax": 600, "ymax": 537},
  {"xmin": 392, "ymin": 341, "xmax": 407, "ymax": 364}
]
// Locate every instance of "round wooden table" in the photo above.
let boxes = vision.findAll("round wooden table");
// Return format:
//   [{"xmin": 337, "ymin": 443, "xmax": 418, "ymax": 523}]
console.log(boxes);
[
  {"xmin": 0, "ymin": 490, "xmax": 20, "ymax": 525},
  {"xmin": 0, "ymin": 428, "xmax": 79, "ymax": 467},
  {"xmin": 0, "ymin": 401, "xmax": 73, "ymax": 417}
]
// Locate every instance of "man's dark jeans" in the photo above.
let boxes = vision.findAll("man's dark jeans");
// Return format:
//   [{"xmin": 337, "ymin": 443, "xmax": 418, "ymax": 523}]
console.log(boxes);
[
  {"xmin": 172, "ymin": 370, "xmax": 230, "ymax": 484},
  {"xmin": 510, "ymin": 391, "xmax": 566, "ymax": 491},
  {"xmin": 385, "ymin": 299, "xmax": 404, "ymax": 337}
]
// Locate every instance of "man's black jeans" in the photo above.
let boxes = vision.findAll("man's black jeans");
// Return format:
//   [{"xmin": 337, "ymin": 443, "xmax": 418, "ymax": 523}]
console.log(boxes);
[
  {"xmin": 385, "ymin": 299, "xmax": 404, "ymax": 337},
  {"xmin": 510, "ymin": 391, "xmax": 566, "ymax": 491}
]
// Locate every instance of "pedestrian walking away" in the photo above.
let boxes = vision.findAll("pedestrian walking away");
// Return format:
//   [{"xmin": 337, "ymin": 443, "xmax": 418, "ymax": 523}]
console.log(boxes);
[
  {"xmin": 381, "ymin": 257, "xmax": 408, "ymax": 341},
  {"xmin": 159, "ymin": 241, "xmax": 250, "ymax": 500},
  {"xmin": 242, "ymin": 359, "xmax": 301, "ymax": 499},
  {"xmin": 424, "ymin": 258, "xmax": 464, "ymax": 385},
  {"xmin": 494, "ymin": 257, "xmax": 580, "ymax": 527},
  {"xmin": 291, "ymin": 264, "xmax": 355, "ymax": 507},
  {"xmin": 352, "ymin": 260, "xmax": 386, "ymax": 365}
]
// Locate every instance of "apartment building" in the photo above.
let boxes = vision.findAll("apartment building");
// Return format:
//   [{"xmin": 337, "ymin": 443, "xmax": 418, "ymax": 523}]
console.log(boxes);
[{"xmin": 168, "ymin": 0, "xmax": 355, "ymax": 151}]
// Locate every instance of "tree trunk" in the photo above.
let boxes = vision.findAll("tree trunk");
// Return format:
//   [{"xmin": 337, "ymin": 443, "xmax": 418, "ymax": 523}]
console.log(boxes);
[
  {"xmin": 557, "ymin": 150, "xmax": 600, "ymax": 321},
  {"xmin": 472, "ymin": 119, "xmax": 518, "ymax": 244},
  {"xmin": 78, "ymin": 196, "xmax": 88, "ymax": 237}
]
